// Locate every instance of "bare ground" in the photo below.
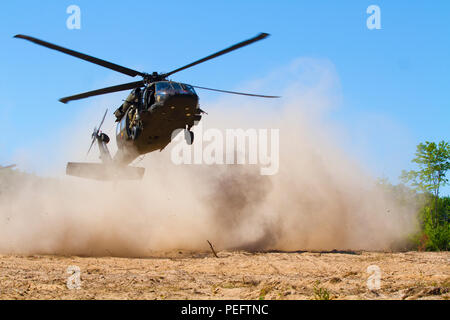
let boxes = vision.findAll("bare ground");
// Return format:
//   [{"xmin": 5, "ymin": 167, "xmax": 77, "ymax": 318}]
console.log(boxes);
[{"xmin": 0, "ymin": 251, "xmax": 448, "ymax": 300}]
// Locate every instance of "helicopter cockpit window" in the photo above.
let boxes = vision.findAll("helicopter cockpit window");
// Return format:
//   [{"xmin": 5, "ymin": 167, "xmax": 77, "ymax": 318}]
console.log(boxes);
[
  {"xmin": 170, "ymin": 82, "xmax": 182, "ymax": 91},
  {"xmin": 180, "ymin": 83, "xmax": 196, "ymax": 95},
  {"xmin": 156, "ymin": 81, "xmax": 196, "ymax": 96},
  {"xmin": 156, "ymin": 82, "xmax": 171, "ymax": 93}
]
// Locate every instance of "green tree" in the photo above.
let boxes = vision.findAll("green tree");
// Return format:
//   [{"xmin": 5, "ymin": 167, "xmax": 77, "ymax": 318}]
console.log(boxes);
[{"xmin": 401, "ymin": 140, "xmax": 450, "ymax": 226}]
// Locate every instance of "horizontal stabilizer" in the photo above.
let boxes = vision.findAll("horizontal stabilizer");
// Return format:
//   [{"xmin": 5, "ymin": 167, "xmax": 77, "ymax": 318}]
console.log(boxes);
[{"xmin": 66, "ymin": 162, "xmax": 145, "ymax": 181}]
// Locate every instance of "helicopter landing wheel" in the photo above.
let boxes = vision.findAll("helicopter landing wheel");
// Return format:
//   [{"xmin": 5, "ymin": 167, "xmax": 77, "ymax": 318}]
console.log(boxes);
[
  {"xmin": 100, "ymin": 133, "xmax": 110, "ymax": 144},
  {"xmin": 185, "ymin": 129, "xmax": 194, "ymax": 145},
  {"xmin": 130, "ymin": 126, "xmax": 141, "ymax": 141}
]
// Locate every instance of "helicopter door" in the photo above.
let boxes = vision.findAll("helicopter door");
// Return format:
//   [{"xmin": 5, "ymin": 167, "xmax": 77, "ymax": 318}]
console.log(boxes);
[{"xmin": 145, "ymin": 84, "xmax": 156, "ymax": 108}]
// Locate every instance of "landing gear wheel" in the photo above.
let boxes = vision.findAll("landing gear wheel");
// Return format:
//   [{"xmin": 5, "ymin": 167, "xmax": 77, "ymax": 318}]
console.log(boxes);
[
  {"xmin": 185, "ymin": 130, "xmax": 194, "ymax": 145},
  {"xmin": 130, "ymin": 126, "xmax": 141, "ymax": 141},
  {"xmin": 100, "ymin": 133, "xmax": 110, "ymax": 144}
]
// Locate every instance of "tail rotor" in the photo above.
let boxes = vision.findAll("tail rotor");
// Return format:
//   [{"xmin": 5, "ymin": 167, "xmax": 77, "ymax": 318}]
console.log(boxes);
[{"xmin": 87, "ymin": 109, "xmax": 108, "ymax": 156}]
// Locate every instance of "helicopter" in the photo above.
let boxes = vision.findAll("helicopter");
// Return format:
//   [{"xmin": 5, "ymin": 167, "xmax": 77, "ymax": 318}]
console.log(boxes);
[{"xmin": 14, "ymin": 33, "xmax": 279, "ymax": 180}]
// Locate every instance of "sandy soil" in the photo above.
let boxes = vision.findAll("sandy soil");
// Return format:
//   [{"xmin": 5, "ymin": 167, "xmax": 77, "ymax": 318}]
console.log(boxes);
[{"xmin": 0, "ymin": 250, "xmax": 448, "ymax": 300}]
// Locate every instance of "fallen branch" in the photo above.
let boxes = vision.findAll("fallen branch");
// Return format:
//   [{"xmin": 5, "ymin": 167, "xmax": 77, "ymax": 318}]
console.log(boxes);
[{"xmin": 207, "ymin": 240, "xmax": 219, "ymax": 258}]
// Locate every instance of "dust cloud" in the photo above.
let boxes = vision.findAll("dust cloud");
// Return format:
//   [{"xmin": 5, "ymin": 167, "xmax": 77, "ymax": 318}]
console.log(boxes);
[{"xmin": 0, "ymin": 59, "xmax": 419, "ymax": 257}]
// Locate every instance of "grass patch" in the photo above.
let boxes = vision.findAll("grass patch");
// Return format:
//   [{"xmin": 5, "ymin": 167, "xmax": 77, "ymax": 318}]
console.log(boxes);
[
  {"xmin": 312, "ymin": 281, "xmax": 332, "ymax": 300},
  {"xmin": 259, "ymin": 286, "xmax": 272, "ymax": 300}
]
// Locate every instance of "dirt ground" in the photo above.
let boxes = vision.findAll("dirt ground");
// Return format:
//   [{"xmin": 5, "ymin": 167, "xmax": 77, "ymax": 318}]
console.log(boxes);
[{"xmin": 0, "ymin": 250, "xmax": 448, "ymax": 300}]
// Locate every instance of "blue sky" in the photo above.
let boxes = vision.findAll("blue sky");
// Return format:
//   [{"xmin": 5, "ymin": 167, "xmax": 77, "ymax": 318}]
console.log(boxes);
[{"xmin": 0, "ymin": 1, "xmax": 449, "ymax": 194}]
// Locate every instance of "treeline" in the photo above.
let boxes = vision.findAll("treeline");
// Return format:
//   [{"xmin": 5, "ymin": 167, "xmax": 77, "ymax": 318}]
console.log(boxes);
[
  {"xmin": 0, "ymin": 167, "xmax": 42, "ymax": 192},
  {"xmin": 381, "ymin": 140, "xmax": 449, "ymax": 251},
  {"xmin": 416, "ymin": 195, "xmax": 449, "ymax": 251},
  {"xmin": 378, "ymin": 180, "xmax": 449, "ymax": 251}
]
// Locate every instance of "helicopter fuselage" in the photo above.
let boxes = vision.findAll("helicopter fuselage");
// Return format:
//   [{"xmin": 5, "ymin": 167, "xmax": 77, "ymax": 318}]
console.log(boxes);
[{"xmin": 112, "ymin": 81, "xmax": 202, "ymax": 165}]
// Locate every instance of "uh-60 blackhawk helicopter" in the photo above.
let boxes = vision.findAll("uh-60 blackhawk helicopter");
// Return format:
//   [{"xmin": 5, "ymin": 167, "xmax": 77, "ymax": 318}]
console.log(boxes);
[{"xmin": 14, "ymin": 33, "xmax": 279, "ymax": 180}]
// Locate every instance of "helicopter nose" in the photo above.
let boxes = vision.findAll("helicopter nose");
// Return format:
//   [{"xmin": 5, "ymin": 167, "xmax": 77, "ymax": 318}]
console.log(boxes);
[{"xmin": 163, "ymin": 94, "xmax": 198, "ymax": 119}]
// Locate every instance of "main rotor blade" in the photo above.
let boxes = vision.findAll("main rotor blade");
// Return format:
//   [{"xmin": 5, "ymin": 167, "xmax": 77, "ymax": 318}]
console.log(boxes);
[
  {"xmin": 163, "ymin": 33, "xmax": 270, "ymax": 77},
  {"xmin": 192, "ymin": 85, "xmax": 280, "ymax": 98},
  {"xmin": 14, "ymin": 34, "xmax": 144, "ymax": 77},
  {"xmin": 59, "ymin": 80, "xmax": 144, "ymax": 103}
]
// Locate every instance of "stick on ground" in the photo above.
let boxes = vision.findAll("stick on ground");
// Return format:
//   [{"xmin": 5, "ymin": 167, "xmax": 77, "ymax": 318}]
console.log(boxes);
[{"xmin": 207, "ymin": 240, "xmax": 219, "ymax": 258}]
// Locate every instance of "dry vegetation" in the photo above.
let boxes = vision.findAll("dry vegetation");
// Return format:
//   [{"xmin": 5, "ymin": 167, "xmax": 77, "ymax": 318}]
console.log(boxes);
[{"xmin": 0, "ymin": 250, "xmax": 448, "ymax": 300}]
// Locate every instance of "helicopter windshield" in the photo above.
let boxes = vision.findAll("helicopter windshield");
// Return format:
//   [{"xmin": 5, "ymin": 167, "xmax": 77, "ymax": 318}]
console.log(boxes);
[
  {"xmin": 171, "ymin": 82, "xmax": 182, "ymax": 91},
  {"xmin": 155, "ymin": 81, "xmax": 196, "ymax": 95},
  {"xmin": 156, "ymin": 82, "xmax": 171, "ymax": 93},
  {"xmin": 180, "ymin": 83, "xmax": 196, "ymax": 94}
]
